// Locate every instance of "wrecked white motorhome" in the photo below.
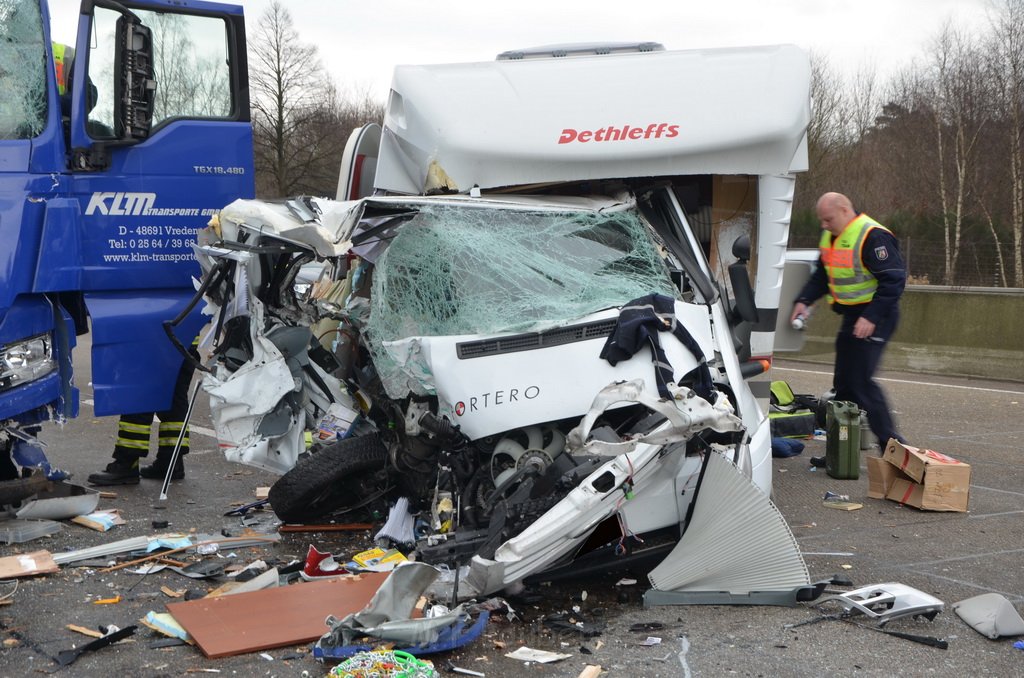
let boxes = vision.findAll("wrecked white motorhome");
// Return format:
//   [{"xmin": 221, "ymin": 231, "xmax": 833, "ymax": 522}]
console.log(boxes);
[{"xmin": 192, "ymin": 43, "xmax": 812, "ymax": 598}]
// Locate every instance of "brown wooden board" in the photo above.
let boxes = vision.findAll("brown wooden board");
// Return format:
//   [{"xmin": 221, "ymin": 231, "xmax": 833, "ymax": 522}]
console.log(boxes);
[
  {"xmin": 0, "ymin": 550, "xmax": 58, "ymax": 578},
  {"xmin": 166, "ymin": 572, "xmax": 388, "ymax": 658}
]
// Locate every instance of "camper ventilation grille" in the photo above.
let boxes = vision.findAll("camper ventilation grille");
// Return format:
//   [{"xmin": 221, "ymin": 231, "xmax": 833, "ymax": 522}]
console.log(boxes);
[
  {"xmin": 647, "ymin": 452, "xmax": 810, "ymax": 596},
  {"xmin": 456, "ymin": 318, "xmax": 618, "ymax": 360}
]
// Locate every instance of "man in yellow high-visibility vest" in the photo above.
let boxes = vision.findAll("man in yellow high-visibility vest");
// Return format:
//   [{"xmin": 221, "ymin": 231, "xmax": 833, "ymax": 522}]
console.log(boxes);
[{"xmin": 790, "ymin": 192, "xmax": 907, "ymax": 454}]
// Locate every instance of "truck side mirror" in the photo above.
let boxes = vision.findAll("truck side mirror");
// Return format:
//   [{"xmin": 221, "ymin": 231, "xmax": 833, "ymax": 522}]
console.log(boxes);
[{"xmin": 114, "ymin": 15, "xmax": 155, "ymax": 140}]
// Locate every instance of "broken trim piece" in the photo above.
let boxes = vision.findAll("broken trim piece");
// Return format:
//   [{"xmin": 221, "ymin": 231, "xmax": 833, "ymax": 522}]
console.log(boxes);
[{"xmin": 816, "ymin": 583, "xmax": 944, "ymax": 626}]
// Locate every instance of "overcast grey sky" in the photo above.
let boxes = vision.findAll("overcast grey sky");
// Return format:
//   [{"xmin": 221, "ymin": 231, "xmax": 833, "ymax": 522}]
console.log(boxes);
[{"xmin": 49, "ymin": 0, "xmax": 996, "ymax": 101}]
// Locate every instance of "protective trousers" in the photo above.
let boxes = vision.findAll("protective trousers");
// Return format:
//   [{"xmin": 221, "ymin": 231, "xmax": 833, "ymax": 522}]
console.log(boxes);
[
  {"xmin": 112, "ymin": 353, "xmax": 196, "ymax": 463},
  {"xmin": 833, "ymin": 329, "xmax": 899, "ymax": 449}
]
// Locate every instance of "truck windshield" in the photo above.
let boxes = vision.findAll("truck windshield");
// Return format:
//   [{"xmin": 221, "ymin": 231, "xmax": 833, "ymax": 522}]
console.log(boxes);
[
  {"xmin": 0, "ymin": 0, "xmax": 47, "ymax": 140},
  {"xmin": 369, "ymin": 203, "xmax": 677, "ymax": 340}
]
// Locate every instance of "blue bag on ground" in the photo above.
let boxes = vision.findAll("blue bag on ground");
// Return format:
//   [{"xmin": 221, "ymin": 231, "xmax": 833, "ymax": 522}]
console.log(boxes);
[{"xmin": 772, "ymin": 437, "xmax": 805, "ymax": 458}]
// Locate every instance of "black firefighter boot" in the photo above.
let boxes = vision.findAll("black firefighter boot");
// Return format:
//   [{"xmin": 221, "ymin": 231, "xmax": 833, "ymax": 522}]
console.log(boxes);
[
  {"xmin": 87, "ymin": 458, "xmax": 141, "ymax": 486},
  {"xmin": 140, "ymin": 455, "xmax": 185, "ymax": 481}
]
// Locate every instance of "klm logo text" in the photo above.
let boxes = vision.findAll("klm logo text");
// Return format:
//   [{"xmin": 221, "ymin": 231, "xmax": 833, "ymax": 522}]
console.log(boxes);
[{"xmin": 85, "ymin": 192, "xmax": 156, "ymax": 216}]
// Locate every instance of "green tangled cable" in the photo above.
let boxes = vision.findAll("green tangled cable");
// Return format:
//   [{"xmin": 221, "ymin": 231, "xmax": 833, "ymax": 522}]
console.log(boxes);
[{"xmin": 328, "ymin": 649, "xmax": 438, "ymax": 678}]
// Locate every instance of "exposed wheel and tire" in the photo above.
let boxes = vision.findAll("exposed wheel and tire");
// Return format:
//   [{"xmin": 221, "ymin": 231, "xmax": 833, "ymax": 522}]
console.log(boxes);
[{"xmin": 268, "ymin": 433, "xmax": 388, "ymax": 523}]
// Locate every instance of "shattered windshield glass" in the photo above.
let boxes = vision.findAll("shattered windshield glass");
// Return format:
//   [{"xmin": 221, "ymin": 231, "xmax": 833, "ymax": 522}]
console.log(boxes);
[
  {"xmin": 0, "ymin": 0, "xmax": 47, "ymax": 140},
  {"xmin": 369, "ymin": 203, "xmax": 677, "ymax": 341}
]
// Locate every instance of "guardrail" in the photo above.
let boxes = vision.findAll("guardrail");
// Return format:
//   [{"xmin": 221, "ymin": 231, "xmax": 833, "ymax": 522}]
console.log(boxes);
[{"xmin": 788, "ymin": 286, "xmax": 1024, "ymax": 383}]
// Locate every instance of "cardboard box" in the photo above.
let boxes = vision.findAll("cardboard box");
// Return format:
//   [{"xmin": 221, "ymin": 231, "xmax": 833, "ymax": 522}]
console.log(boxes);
[
  {"xmin": 878, "ymin": 440, "xmax": 971, "ymax": 512},
  {"xmin": 883, "ymin": 440, "xmax": 966, "ymax": 483},
  {"xmin": 866, "ymin": 456, "xmax": 898, "ymax": 499}
]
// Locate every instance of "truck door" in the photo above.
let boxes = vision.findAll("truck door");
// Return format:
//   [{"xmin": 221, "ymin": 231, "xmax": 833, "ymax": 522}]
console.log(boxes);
[
  {"xmin": 66, "ymin": 0, "xmax": 254, "ymax": 415},
  {"xmin": 773, "ymin": 249, "xmax": 818, "ymax": 352}
]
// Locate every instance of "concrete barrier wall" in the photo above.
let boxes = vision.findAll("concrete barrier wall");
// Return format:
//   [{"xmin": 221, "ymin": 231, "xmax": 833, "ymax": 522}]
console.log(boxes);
[{"xmin": 788, "ymin": 286, "xmax": 1024, "ymax": 383}]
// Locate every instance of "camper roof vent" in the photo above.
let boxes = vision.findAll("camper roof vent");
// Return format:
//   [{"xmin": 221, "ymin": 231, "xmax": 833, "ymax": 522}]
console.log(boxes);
[{"xmin": 496, "ymin": 42, "xmax": 665, "ymax": 61}]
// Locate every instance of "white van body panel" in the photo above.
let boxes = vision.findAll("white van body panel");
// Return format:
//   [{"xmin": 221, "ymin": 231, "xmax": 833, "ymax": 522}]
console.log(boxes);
[{"xmin": 376, "ymin": 44, "xmax": 810, "ymax": 194}]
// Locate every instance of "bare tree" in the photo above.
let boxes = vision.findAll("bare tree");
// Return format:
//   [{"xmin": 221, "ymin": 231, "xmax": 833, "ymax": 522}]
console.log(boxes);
[
  {"xmin": 987, "ymin": 0, "xmax": 1024, "ymax": 286},
  {"xmin": 249, "ymin": 1, "xmax": 330, "ymax": 197},
  {"xmin": 923, "ymin": 23, "xmax": 991, "ymax": 284},
  {"xmin": 248, "ymin": 2, "xmax": 385, "ymax": 198}
]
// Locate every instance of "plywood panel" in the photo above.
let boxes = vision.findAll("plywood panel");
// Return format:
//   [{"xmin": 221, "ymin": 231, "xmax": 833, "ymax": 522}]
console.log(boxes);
[{"xmin": 166, "ymin": 572, "xmax": 388, "ymax": 658}]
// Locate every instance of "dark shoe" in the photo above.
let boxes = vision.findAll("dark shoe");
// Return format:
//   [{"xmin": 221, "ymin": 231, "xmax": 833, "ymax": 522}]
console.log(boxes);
[
  {"xmin": 140, "ymin": 457, "xmax": 185, "ymax": 481},
  {"xmin": 87, "ymin": 460, "xmax": 140, "ymax": 486},
  {"xmin": 809, "ymin": 456, "xmax": 826, "ymax": 468}
]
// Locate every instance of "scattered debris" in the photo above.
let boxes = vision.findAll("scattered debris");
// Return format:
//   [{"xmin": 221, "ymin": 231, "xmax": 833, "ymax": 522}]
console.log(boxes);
[
  {"xmin": 66, "ymin": 624, "xmax": 105, "ymax": 639},
  {"xmin": 347, "ymin": 546, "xmax": 408, "ymax": 572},
  {"xmin": 788, "ymin": 583, "xmax": 949, "ymax": 649},
  {"xmin": 160, "ymin": 586, "xmax": 186, "ymax": 598},
  {"xmin": 0, "ymin": 518, "xmax": 61, "ymax": 544},
  {"xmin": 816, "ymin": 583, "xmax": 943, "ymax": 625},
  {"xmin": 822, "ymin": 492, "xmax": 863, "ymax": 511},
  {"xmin": 0, "ymin": 550, "xmax": 59, "ymax": 577},
  {"xmin": 141, "ymin": 611, "xmax": 193, "ymax": 644},
  {"xmin": 505, "ymin": 646, "xmax": 573, "ymax": 663},
  {"xmin": 639, "ymin": 636, "xmax": 662, "ymax": 646},
  {"xmin": 329, "ymin": 650, "xmax": 438, "ymax": 677},
  {"xmin": 72, "ymin": 509, "xmax": 126, "ymax": 531},
  {"xmin": 301, "ymin": 544, "xmax": 346, "ymax": 580},
  {"xmin": 448, "ymin": 665, "xmax": 485, "ymax": 677},
  {"xmin": 278, "ymin": 523, "xmax": 376, "ymax": 533},
  {"xmin": 149, "ymin": 637, "xmax": 188, "ymax": 649},
  {"xmin": 628, "ymin": 622, "xmax": 664, "ymax": 633},
  {"xmin": 952, "ymin": 593, "xmax": 1024, "ymax": 639},
  {"xmin": 168, "ymin": 572, "xmax": 389, "ymax": 658},
  {"xmin": 542, "ymin": 612, "xmax": 605, "ymax": 637},
  {"xmin": 315, "ymin": 562, "xmax": 489, "ymax": 660},
  {"xmin": 56, "ymin": 624, "xmax": 137, "ymax": 666},
  {"xmin": 13, "ymin": 481, "xmax": 100, "ymax": 520}
]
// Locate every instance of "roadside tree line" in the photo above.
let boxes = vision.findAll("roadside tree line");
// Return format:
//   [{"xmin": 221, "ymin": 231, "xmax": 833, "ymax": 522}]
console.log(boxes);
[
  {"xmin": 795, "ymin": 0, "xmax": 1024, "ymax": 288},
  {"xmin": 248, "ymin": 1, "xmax": 383, "ymax": 201}
]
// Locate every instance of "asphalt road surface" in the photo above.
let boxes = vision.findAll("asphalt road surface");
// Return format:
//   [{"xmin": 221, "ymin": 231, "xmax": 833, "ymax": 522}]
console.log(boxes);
[{"xmin": 1, "ymin": 348, "xmax": 1022, "ymax": 677}]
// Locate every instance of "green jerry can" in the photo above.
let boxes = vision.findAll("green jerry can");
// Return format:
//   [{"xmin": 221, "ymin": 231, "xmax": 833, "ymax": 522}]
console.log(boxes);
[{"xmin": 825, "ymin": 400, "xmax": 861, "ymax": 479}]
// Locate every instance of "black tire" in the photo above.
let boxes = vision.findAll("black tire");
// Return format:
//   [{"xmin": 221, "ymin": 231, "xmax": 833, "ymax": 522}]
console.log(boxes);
[{"xmin": 268, "ymin": 433, "xmax": 388, "ymax": 523}]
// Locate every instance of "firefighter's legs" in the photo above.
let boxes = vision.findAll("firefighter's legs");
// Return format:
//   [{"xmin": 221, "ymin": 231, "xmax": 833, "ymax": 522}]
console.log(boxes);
[
  {"xmin": 87, "ymin": 413, "xmax": 153, "ymax": 485},
  {"xmin": 140, "ymin": 351, "xmax": 196, "ymax": 481}
]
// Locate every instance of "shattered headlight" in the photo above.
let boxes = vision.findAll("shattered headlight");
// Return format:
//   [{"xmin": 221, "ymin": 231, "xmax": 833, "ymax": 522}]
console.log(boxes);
[{"xmin": 0, "ymin": 334, "xmax": 55, "ymax": 391}]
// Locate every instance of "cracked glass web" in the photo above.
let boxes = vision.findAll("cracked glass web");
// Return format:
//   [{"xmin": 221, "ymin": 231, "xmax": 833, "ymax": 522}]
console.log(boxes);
[
  {"xmin": 0, "ymin": 0, "xmax": 47, "ymax": 140},
  {"xmin": 365, "ymin": 203, "xmax": 676, "ymax": 397}
]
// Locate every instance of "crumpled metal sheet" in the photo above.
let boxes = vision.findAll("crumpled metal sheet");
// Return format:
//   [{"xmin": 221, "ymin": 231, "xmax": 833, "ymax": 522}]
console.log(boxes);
[
  {"xmin": 317, "ymin": 562, "xmax": 470, "ymax": 649},
  {"xmin": 202, "ymin": 299, "xmax": 304, "ymax": 474}
]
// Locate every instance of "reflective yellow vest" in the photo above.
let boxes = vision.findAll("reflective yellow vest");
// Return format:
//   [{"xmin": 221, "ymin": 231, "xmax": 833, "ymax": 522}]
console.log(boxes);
[
  {"xmin": 819, "ymin": 214, "xmax": 892, "ymax": 305},
  {"xmin": 52, "ymin": 42, "xmax": 74, "ymax": 96}
]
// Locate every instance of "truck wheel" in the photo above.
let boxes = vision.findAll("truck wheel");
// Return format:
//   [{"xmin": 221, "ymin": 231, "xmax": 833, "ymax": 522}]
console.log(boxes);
[{"xmin": 268, "ymin": 434, "xmax": 388, "ymax": 523}]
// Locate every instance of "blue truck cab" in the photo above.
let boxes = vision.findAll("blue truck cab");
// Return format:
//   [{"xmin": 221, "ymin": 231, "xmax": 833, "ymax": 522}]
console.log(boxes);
[{"xmin": 0, "ymin": 0, "xmax": 254, "ymax": 476}]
